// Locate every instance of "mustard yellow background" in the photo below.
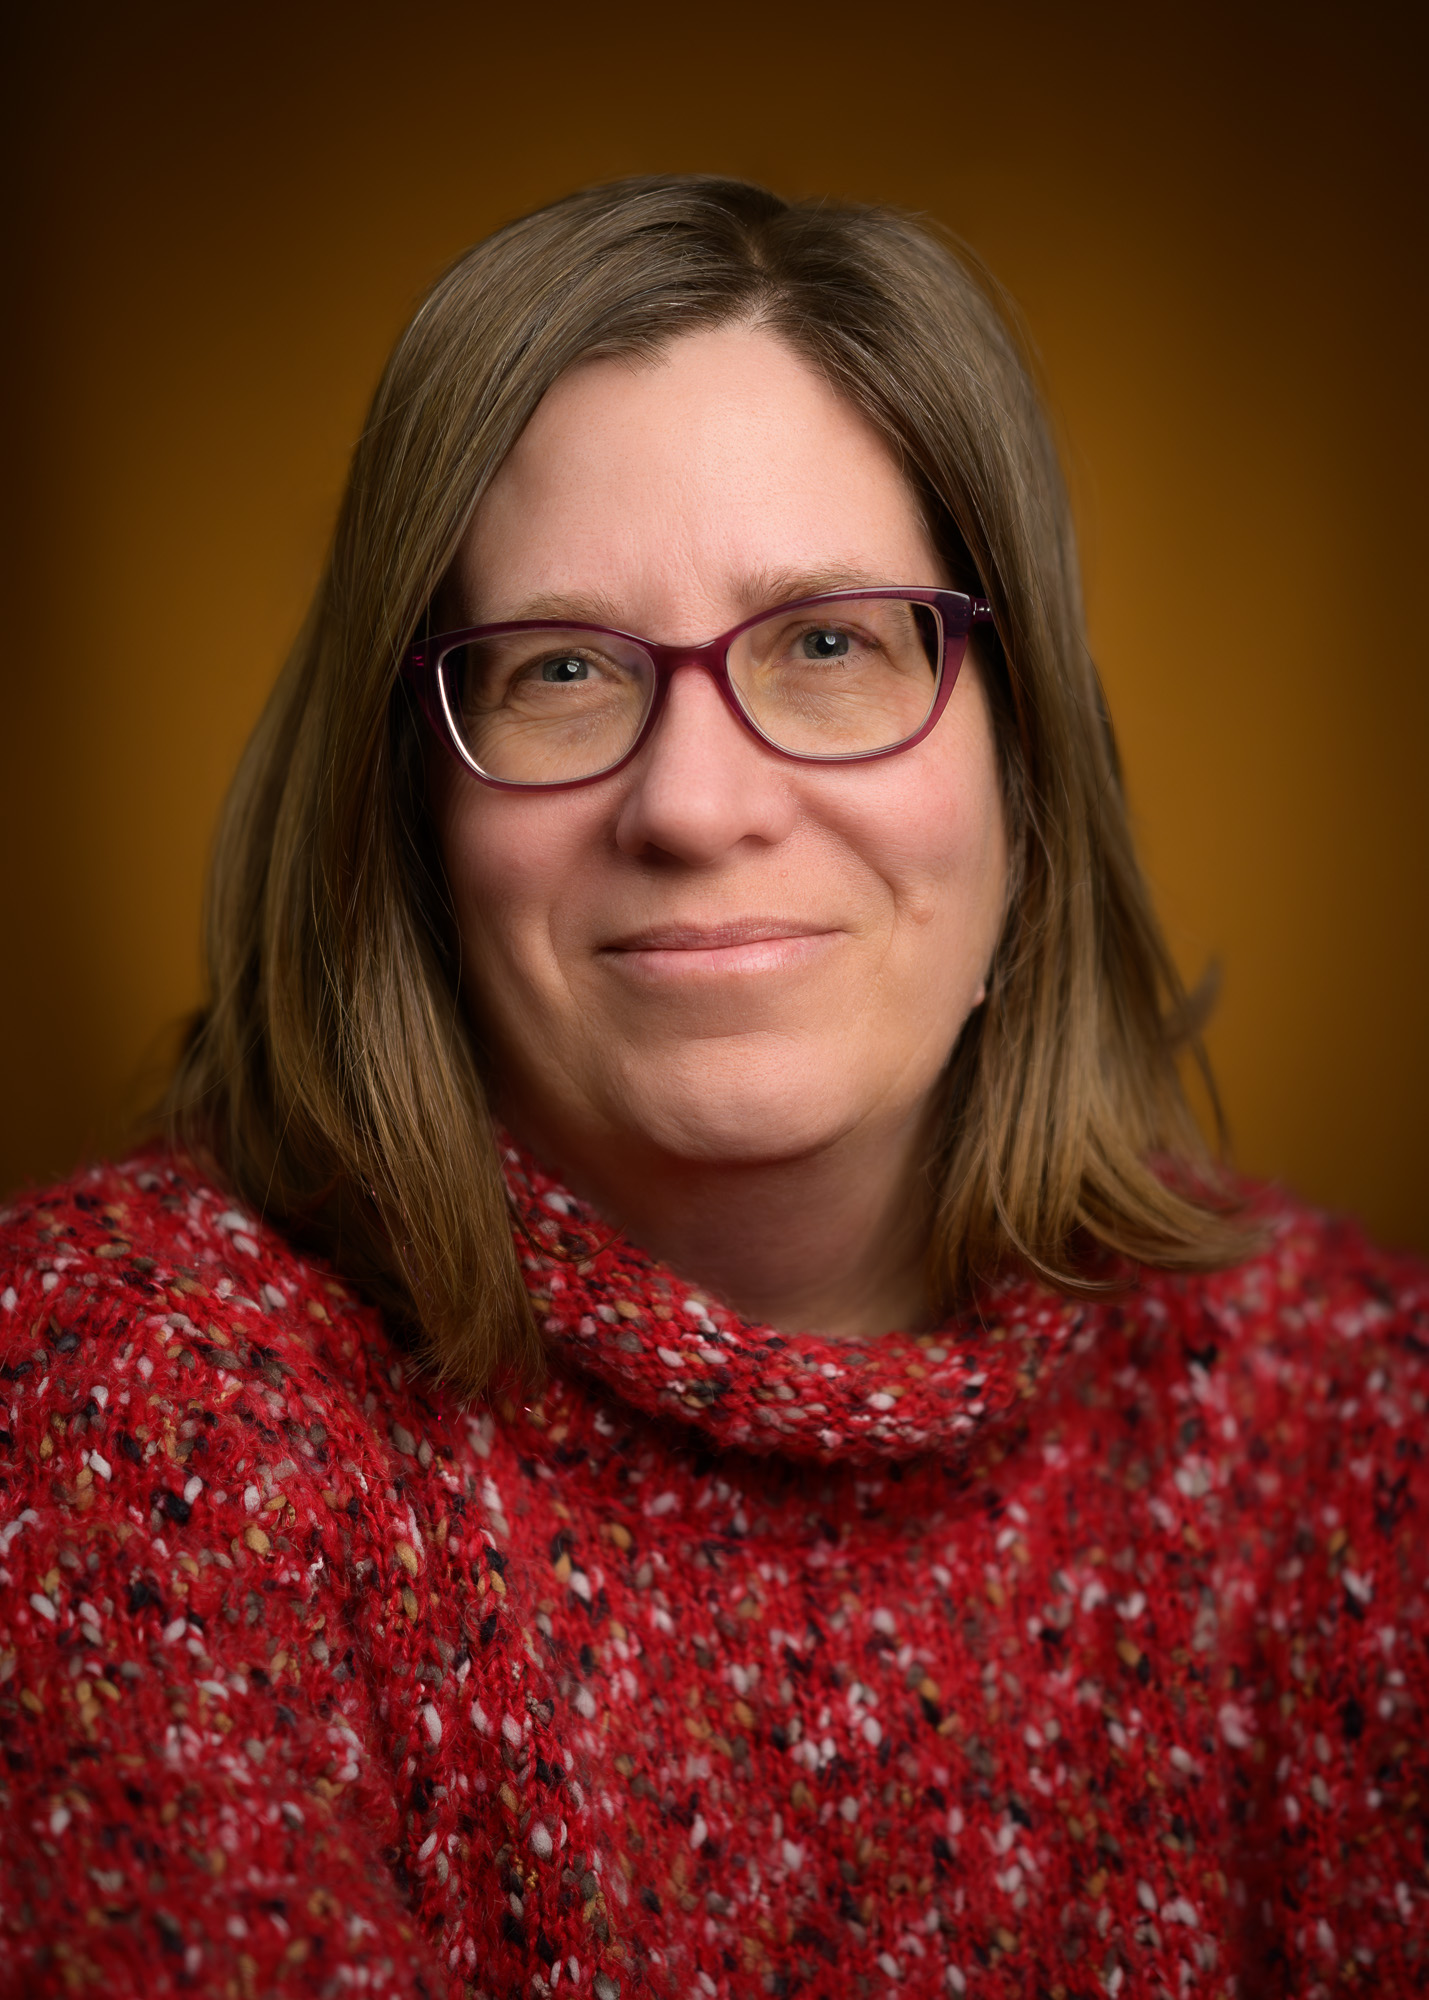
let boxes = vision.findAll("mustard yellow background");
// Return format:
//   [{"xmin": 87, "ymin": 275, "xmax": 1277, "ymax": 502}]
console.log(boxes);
[{"xmin": 3, "ymin": 2, "xmax": 1426, "ymax": 1252}]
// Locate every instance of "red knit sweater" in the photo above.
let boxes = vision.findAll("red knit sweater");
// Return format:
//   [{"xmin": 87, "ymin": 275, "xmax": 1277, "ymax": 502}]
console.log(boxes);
[{"xmin": 1, "ymin": 1146, "xmax": 1426, "ymax": 1999}]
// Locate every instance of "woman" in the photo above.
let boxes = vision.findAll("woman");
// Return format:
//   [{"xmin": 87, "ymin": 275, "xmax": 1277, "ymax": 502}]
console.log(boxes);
[{"xmin": 1, "ymin": 177, "xmax": 1424, "ymax": 1998}]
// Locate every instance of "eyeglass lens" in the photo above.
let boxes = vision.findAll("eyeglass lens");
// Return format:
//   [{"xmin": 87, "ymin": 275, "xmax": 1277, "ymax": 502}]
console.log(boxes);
[{"xmin": 438, "ymin": 594, "xmax": 945, "ymax": 785}]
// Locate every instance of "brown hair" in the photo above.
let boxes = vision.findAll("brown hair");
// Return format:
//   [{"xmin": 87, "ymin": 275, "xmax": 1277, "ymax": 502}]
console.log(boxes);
[{"xmin": 165, "ymin": 174, "xmax": 1248, "ymax": 1392}]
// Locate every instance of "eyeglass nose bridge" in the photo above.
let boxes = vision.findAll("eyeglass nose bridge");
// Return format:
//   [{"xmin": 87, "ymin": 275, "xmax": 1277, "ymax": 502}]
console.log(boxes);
[{"xmin": 630, "ymin": 634, "xmax": 765, "ymax": 753}]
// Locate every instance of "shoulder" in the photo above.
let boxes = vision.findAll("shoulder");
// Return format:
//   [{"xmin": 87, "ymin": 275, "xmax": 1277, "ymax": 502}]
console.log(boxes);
[
  {"xmin": 1140, "ymin": 1181, "xmax": 1429, "ymax": 1383},
  {"xmin": 1160, "ymin": 1194, "xmax": 1429, "ymax": 1947},
  {"xmin": 0, "ymin": 1152, "xmax": 415, "ymax": 1543},
  {"xmin": 1131, "ymin": 1185, "xmax": 1429, "ymax": 1604},
  {"xmin": 1, "ymin": 1149, "xmax": 345, "ymax": 1337},
  {"xmin": 1, "ymin": 1149, "xmax": 382, "ymax": 1372},
  {"xmin": 0, "ymin": 1157, "xmax": 480, "ymax": 1994},
  {"xmin": 1070, "ymin": 1183, "xmax": 1429, "ymax": 1447}
]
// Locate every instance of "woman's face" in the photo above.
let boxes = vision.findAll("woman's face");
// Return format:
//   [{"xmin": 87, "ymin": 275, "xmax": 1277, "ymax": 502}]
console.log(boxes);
[{"xmin": 435, "ymin": 322, "xmax": 1009, "ymax": 1175}]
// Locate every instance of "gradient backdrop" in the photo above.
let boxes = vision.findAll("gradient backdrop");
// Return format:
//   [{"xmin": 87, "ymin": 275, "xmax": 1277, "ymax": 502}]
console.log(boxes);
[{"xmin": 3, "ymin": 1, "xmax": 1426, "ymax": 1252}]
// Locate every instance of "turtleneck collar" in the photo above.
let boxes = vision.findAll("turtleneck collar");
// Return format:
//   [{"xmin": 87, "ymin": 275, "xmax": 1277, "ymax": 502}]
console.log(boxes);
[{"xmin": 501, "ymin": 1136, "xmax": 1091, "ymax": 1466}]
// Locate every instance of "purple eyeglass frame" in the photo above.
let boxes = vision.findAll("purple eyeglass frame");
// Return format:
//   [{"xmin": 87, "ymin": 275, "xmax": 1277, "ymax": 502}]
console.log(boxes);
[{"xmin": 402, "ymin": 586, "xmax": 996, "ymax": 791}]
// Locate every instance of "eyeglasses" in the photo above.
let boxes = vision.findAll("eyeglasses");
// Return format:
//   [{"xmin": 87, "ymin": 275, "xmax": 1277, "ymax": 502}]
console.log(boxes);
[{"xmin": 403, "ymin": 587, "xmax": 995, "ymax": 790}]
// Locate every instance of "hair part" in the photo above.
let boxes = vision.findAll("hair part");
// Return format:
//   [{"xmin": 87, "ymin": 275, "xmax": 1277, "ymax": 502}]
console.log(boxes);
[{"xmin": 165, "ymin": 174, "xmax": 1252, "ymax": 1395}]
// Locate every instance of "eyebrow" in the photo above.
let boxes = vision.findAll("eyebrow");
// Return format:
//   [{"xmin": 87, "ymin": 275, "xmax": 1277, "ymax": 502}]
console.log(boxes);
[{"xmin": 493, "ymin": 565, "xmax": 900, "ymax": 635}]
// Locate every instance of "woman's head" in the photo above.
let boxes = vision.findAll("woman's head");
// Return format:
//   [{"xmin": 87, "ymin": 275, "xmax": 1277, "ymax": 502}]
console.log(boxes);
[
  {"xmin": 169, "ymin": 174, "xmax": 1243, "ymax": 1387},
  {"xmin": 432, "ymin": 320, "xmax": 1009, "ymax": 1191}
]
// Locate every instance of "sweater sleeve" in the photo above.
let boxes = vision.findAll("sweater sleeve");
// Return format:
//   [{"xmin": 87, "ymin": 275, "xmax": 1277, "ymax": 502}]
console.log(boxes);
[
  {"xmin": 0, "ymin": 1184, "xmax": 450, "ymax": 1997},
  {"xmin": 1226, "ymin": 1226, "xmax": 1429, "ymax": 1984}
]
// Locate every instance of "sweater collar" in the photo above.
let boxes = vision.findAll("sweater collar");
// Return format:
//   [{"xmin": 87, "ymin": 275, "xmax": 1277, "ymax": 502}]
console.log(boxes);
[{"xmin": 501, "ymin": 1138, "xmax": 1089, "ymax": 1466}]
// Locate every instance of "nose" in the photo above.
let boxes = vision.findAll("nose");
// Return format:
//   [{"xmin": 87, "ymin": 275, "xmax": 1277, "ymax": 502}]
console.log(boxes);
[{"xmin": 613, "ymin": 662, "xmax": 798, "ymax": 865}]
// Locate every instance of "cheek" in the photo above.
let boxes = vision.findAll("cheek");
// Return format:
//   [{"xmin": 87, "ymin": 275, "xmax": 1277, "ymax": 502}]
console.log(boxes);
[
  {"xmin": 935, "ymin": 681, "xmax": 1008, "ymax": 902},
  {"xmin": 852, "ymin": 723, "xmax": 1008, "ymax": 936},
  {"xmin": 434, "ymin": 773, "xmax": 594, "ymax": 981}
]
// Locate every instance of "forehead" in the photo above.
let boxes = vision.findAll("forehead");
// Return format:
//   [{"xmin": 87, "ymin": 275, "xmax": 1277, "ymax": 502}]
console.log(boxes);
[{"xmin": 454, "ymin": 321, "xmax": 942, "ymax": 631}]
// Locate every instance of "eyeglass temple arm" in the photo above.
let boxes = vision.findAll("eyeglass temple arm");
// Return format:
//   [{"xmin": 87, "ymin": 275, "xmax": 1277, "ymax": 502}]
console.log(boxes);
[{"xmin": 970, "ymin": 597, "xmax": 995, "ymax": 622}]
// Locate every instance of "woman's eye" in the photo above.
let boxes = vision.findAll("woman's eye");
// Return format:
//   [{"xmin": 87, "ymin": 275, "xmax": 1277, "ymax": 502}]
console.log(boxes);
[
  {"xmin": 540, "ymin": 656, "xmax": 590, "ymax": 683},
  {"xmin": 800, "ymin": 628, "xmax": 851, "ymax": 661}
]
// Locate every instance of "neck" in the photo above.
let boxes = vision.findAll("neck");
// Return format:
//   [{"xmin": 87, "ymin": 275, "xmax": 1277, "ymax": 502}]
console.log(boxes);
[{"xmin": 502, "ymin": 1102, "xmax": 935, "ymax": 1338}]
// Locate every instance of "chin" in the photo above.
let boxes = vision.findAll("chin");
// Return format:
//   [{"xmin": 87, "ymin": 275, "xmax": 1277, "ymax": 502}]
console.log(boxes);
[{"xmin": 602, "ymin": 1050, "xmax": 872, "ymax": 1167}]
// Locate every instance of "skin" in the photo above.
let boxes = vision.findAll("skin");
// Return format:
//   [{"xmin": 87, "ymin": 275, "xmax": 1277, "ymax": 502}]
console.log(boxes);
[{"xmin": 434, "ymin": 321, "xmax": 1009, "ymax": 1336}]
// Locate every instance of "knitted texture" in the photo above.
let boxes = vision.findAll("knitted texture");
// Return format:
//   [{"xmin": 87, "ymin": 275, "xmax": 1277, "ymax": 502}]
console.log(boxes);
[{"xmin": 0, "ymin": 1145, "xmax": 1426, "ymax": 2000}]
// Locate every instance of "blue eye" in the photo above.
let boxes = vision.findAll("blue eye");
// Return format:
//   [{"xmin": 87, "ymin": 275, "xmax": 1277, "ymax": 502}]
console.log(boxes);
[
  {"xmin": 541, "ymin": 656, "xmax": 590, "ymax": 682},
  {"xmin": 801, "ymin": 629, "xmax": 850, "ymax": 661}
]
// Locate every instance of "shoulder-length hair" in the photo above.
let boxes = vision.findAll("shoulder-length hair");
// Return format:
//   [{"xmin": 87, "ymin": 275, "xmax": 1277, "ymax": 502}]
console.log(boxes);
[{"xmin": 166, "ymin": 174, "xmax": 1248, "ymax": 1391}]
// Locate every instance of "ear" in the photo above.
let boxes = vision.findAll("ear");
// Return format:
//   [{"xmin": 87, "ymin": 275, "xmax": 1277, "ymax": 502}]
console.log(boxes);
[{"xmin": 971, "ymin": 979, "xmax": 987, "ymax": 1008}]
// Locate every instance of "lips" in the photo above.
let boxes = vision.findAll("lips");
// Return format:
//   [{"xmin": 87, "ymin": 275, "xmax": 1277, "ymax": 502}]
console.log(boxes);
[
  {"xmin": 595, "ymin": 919, "xmax": 842, "ymax": 984},
  {"xmin": 602, "ymin": 919, "xmax": 835, "ymax": 953}
]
